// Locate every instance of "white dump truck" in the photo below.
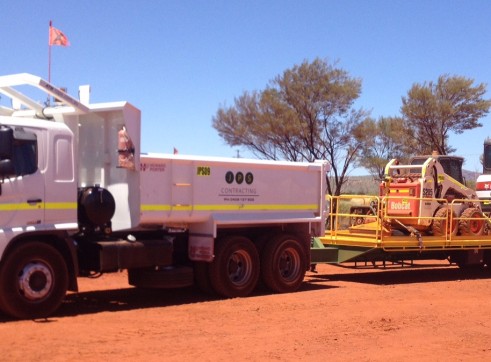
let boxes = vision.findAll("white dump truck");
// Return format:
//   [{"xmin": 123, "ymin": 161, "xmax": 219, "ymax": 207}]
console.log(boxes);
[{"xmin": 0, "ymin": 73, "xmax": 329, "ymax": 319}]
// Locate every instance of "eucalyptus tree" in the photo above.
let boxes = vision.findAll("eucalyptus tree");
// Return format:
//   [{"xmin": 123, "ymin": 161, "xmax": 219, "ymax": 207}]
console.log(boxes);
[
  {"xmin": 401, "ymin": 75, "xmax": 491, "ymax": 155},
  {"xmin": 213, "ymin": 58, "xmax": 369, "ymax": 196}
]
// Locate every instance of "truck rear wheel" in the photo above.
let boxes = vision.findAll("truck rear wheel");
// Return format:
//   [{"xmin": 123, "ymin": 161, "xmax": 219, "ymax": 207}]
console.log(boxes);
[
  {"xmin": 0, "ymin": 242, "xmax": 68, "ymax": 319},
  {"xmin": 208, "ymin": 236, "xmax": 259, "ymax": 298},
  {"xmin": 261, "ymin": 234, "xmax": 306, "ymax": 293}
]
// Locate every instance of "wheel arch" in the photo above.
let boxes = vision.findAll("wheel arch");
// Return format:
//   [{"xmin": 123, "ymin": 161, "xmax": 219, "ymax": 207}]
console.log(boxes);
[{"xmin": 216, "ymin": 222, "xmax": 312, "ymax": 268}]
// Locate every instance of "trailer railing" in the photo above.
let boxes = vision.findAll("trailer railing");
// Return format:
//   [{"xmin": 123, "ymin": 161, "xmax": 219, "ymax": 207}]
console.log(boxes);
[{"xmin": 322, "ymin": 195, "xmax": 491, "ymax": 252}]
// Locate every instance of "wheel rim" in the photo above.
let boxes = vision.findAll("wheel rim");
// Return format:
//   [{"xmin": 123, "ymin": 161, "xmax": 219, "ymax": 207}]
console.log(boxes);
[
  {"xmin": 278, "ymin": 247, "xmax": 301, "ymax": 282},
  {"xmin": 470, "ymin": 212, "xmax": 484, "ymax": 234},
  {"xmin": 226, "ymin": 250, "xmax": 253, "ymax": 287},
  {"xmin": 18, "ymin": 262, "xmax": 53, "ymax": 301}
]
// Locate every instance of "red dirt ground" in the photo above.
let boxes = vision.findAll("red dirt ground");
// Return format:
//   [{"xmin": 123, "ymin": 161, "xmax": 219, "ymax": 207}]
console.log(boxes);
[{"xmin": 1, "ymin": 260, "xmax": 491, "ymax": 361}]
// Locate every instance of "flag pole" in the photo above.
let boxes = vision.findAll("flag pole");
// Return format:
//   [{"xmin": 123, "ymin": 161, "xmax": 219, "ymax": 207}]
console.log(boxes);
[
  {"xmin": 48, "ymin": 20, "xmax": 52, "ymax": 84},
  {"xmin": 47, "ymin": 20, "xmax": 53, "ymax": 106},
  {"xmin": 47, "ymin": 21, "xmax": 70, "ymax": 105}
]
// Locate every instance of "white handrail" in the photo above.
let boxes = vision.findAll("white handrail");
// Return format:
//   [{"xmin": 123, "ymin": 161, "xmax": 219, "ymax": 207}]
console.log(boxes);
[{"xmin": 0, "ymin": 73, "xmax": 89, "ymax": 115}]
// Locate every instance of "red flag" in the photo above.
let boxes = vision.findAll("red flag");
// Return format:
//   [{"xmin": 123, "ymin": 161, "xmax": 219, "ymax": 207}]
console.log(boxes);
[{"xmin": 49, "ymin": 24, "xmax": 70, "ymax": 46}]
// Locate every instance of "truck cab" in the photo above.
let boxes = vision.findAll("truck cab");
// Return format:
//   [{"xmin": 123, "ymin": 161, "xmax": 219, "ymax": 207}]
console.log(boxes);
[
  {"xmin": 0, "ymin": 73, "xmax": 142, "ymax": 318},
  {"xmin": 0, "ymin": 119, "xmax": 76, "ymax": 238}
]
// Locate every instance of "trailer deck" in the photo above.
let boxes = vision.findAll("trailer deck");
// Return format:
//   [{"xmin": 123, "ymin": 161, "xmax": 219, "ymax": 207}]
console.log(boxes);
[{"xmin": 311, "ymin": 195, "xmax": 491, "ymax": 265}]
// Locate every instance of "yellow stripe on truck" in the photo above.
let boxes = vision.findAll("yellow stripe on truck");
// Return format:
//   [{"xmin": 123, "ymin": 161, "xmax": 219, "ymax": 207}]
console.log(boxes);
[
  {"xmin": 0, "ymin": 202, "xmax": 77, "ymax": 211},
  {"xmin": 44, "ymin": 202, "xmax": 77, "ymax": 210},
  {"xmin": 0, "ymin": 203, "xmax": 43, "ymax": 211}
]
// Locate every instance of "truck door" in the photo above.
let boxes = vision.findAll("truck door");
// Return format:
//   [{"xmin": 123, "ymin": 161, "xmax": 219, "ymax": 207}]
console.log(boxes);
[{"xmin": 0, "ymin": 126, "xmax": 45, "ymax": 230}]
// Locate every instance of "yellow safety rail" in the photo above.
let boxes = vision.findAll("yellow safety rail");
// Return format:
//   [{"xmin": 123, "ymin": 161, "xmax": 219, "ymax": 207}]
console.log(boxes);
[{"xmin": 320, "ymin": 195, "xmax": 491, "ymax": 252}]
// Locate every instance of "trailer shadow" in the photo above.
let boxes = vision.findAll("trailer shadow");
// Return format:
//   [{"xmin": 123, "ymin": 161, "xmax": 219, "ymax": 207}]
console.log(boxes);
[{"xmin": 308, "ymin": 263, "xmax": 491, "ymax": 286}]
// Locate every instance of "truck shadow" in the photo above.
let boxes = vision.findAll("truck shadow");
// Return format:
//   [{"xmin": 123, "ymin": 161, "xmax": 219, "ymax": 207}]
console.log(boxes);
[
  {"xmin": 308, "ymin": 264, "xmax": 491, "ymax": 286},
  {"xmin": 1, "ymin": 265, "xmax": 488, "ymax": 322},
  {"xmin": 0, "ymin": 282, "xmax": 333, "ymax": 323}
]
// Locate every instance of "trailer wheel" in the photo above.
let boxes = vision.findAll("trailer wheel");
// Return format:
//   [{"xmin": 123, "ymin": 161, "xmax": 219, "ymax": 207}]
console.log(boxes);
[
  {"xmin": 0, "ymin": 242, "xmax": 68, "ymax": 319},
  {"xmin": 432, "ymin": 207, "xmax": 458, "ymax": 236},
  {"xmin": 208, "ymin": 236, "xmax": 259, "ymax": 298},
  {"xmin": 261, "ymin": 234, "xmax": 306, "ymax": 293},
  {"xmin": 459, "ymin": 207, "xmax": 485, "ymax": 236}
]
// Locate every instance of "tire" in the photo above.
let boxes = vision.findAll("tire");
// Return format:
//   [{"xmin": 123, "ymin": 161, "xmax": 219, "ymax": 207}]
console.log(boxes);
[
  {"xmin": 0, "ymin": 242, "xmax": 68, "ymax": 319},
  {"xmin": 208, "ymin": 236, "xmax": 260, "ymax": 298},
  {"xmin": 261, "ymin": 234, "xmax": 306, "ymax": 293},
  {"xmin": 459, "ymin": 207, "xmax": 485, "ymax": 236},
  {"xmin": 432, "ymin": 207, "xmax": 458, "ymax": 236}
]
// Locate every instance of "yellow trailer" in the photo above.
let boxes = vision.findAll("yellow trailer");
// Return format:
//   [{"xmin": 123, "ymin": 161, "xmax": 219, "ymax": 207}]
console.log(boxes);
[{"xmin": 311, "ymin": 194, "xmax": 491, "ymax": 269}]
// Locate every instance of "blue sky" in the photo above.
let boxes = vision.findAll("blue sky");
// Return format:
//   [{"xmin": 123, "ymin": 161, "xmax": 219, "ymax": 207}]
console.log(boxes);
[{"xmin": 3, "ymin": 1, "xmax": 491, "ymax": 174}]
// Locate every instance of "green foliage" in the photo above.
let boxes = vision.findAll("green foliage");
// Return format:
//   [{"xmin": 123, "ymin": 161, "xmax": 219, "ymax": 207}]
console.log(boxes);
[
  {"xmin": 354, "ymin": 116, "xmax": 416, "ymax": 179},
  {"xmin": 401, "ymin": 75, "xmax": 491, "ymax": 155},
  {"xmin": 213, "ymin": 58, "xmax": 369, "ymax": 196},
  {"xmin": 213, "ymin": 62, "xmax": 489, "ymax": 196},
  {"xmin": 339, "ymin": 176, "xmax": 380, "ymax": 195}
]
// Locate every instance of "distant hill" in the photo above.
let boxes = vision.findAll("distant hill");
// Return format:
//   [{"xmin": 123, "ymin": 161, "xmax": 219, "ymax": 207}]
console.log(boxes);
[
  {"xmin": 340, "ymin": 175, "xmax": 379, "ymax": 195},
  {"xmin": 463, "ymin": 169, "xmax": 480, "ymax": 182}
]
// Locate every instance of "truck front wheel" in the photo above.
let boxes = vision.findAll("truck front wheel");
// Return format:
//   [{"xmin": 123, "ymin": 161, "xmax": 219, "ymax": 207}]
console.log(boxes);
[
  {"xmin": 208, "ymin": 236, "xmax": 259, "ymax": 298},
  {"xmin": 261, "ymin": 234, "xmax": 306, "ymax": 293},
  {"xmin": 0, "ymin": 242, "xmax": 68, "ymax": 319}
]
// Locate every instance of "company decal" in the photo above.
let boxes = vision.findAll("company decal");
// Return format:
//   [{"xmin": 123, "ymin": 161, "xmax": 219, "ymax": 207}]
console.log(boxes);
[
  {"xmin": 197, "ymin": 166, "xmax": 211, "ymax": 176},
  {"xmin": 477, "ymin": 182, "xmax": 491, "ymax": 190},
  {"xmin": 220, "ymin": 170, "xmax": 258, "ymax": 202},
  {"xmin": 140, "ymin": 163, "xmax": 166, "ymax": 172},
  {"xmin": 225, "ymin": 171, "xmax": 254, "ymax": 185},
  {"xmin": 390, "ymin": 199, "xmax": 411, "ymax": 210}
]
